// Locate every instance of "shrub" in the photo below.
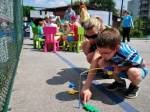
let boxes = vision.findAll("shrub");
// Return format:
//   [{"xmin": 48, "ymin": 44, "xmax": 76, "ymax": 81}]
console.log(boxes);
[{"xmin": 130, "ymin": 29, "xmax": 144, "ymax": 38}]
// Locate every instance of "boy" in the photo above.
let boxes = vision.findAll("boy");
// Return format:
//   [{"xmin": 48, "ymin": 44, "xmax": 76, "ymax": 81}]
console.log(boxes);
[{"xmin": 81, "ymin": 28, "xmax": 148, "ymax": 103}]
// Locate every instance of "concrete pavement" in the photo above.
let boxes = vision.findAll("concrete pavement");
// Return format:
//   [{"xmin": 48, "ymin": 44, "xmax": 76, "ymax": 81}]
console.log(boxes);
[{"xmin": 9, "ymin": 38, "xmax": 150, "ymax": 112}]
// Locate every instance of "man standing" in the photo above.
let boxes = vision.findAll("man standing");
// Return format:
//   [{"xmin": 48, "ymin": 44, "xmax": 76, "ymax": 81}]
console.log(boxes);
[
  {"xmin": 122, "ymin": 10, "xmax": 134, "ymax": 42},
  {"xmin": 64, "ymin": 5, "xmax": 76, "ymax": 22}
]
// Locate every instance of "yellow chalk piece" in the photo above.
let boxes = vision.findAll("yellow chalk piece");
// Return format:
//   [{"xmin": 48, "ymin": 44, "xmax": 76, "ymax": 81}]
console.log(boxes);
[
  {"xmin": 107, "ymin": 71, "xmax": 113, "ymax": 76},
  {"xmin": 67, "ymin": 89, "xmax": 79, "ymax": 95}
]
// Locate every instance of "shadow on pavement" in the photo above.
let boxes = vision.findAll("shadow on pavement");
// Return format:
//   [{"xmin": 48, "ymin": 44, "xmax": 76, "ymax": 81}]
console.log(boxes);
[
  {"xmin": 56, "ymin": 91, "xmax": 78, "ymax": 101},
  {"xmin": 46, "ymin": 67, "xmax": 125, "ymax": 105},
  {"xmin": 46, "ymin": 67, "xmax": 87, "ymax": 85},
  {"xmin": 92, "ymin": 83, "xmax": 125, "ymax": 105}
]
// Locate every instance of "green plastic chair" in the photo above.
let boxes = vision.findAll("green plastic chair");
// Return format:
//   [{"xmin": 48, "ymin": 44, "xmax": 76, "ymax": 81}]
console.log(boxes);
[
  {"xmin": 76, "ymin": 26, "xmax": 85, "ymax": 52},
  {"xmin": 69, "ymin": 27, "xmax": 85, "ymax": 53},
  {"xmin": 37, "ymin": 26, "xmax": 45, "ymax": 49},
  {"xmin": 32, "ymin": 27, "xmax": 38, "ymax": 49},
  {"xmin": 32, "ymin": 26, "xmax": 45, "ymax": 49}
]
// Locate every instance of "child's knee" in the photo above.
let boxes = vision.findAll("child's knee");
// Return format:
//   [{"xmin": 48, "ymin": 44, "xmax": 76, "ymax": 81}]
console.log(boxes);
[{"xmin": 127, "ymin": 68, "xmax": 142, "ymax": 81}]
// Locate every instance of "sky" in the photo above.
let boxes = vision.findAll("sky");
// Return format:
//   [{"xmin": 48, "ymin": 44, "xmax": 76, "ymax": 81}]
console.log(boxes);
[{"xmin": 23, "ymin": 0, "xmax": 129, "ymax": 10}]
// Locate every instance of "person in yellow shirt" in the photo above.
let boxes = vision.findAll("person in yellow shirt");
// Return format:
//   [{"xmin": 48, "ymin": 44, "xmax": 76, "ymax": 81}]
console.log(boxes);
[{"xmin": 79, "ymin": 1, "xmax": 90, "ymax": 24}]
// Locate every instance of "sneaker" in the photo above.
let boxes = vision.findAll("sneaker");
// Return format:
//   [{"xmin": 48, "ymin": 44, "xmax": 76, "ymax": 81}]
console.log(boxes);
[
  {"xmin": 125, "ymin": 83, "xmax": 139, "ymax": 99},
  {"xmin": 106, "ymin": 80, "xmax": 126, "ymax": 91}
]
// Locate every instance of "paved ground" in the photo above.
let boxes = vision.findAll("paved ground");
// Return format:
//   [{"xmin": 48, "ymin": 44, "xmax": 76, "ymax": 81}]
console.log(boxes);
[{"xmin": 9, "ymin": 38, "xmax": 150, "ymax": 112}]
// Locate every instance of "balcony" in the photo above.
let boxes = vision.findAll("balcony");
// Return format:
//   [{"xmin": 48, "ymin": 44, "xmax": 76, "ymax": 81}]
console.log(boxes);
[
  {"xmin": 140, "ymin": 7, "xmax": 149, "ymax": 11},
  {"xmin": 141, "ymin": 0, "xmax": 148, "ymax": 5}
]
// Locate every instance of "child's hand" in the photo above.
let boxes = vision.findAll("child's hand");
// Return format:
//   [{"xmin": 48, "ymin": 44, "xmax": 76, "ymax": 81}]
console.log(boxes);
[{"xmin": 81, "ymin": 86, "xmax": 92, "ymax": 104}]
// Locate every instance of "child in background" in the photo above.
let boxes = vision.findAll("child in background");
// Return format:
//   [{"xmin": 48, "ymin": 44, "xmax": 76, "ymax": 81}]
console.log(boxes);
[
  {"xmin": 60, "ymin": 21, "xmax": 74, "ymax": 48},
  {"xmin": 43, "ymin": 16, "xmax": 50, "ymax": 26},
  {"xmin": 37, "ymin": 20, "xmax": 44, "ymax": 38},
  {"xmin": 59, "ymin": 21, "xmax": 74, "ymax": 50},
  {"xmin": 81, "ymin": 28, "xmax": 148, "ymax": 103},
  {"xmin": 70, "ymin": 15, "xmax": 81, "ymax": 41},
  {"xmin": 70, "ymin": 15, "xmax": 81, "ymax": 27}
]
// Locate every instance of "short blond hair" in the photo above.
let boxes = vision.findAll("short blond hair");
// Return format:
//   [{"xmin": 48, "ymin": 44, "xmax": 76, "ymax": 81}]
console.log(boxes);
[{"xmin": 83, "ymin": 17, "xmax": 105, "ymax": 31}]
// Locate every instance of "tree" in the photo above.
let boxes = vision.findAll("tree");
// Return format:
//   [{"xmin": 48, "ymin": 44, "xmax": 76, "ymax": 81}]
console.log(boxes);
[
  {"xmin": 23, "ymin": 6, "xmax": 35, "ymax": 17},
  {"xmin": 88, "ymin": 0, "xmax": 117, "ymax": 15}
]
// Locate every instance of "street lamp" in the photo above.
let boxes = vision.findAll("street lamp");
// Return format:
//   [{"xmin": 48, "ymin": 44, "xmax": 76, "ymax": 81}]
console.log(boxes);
[
  {"xmin": 120, "ymin": 0, "xmax": 124, "ymax": 17},
  {"xmin": 71, "ymin": 0, "xmax": 73, "ymax": 6}
]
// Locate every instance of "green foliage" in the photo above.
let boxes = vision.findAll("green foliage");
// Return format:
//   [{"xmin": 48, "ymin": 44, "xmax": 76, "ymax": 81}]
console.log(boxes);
[
  {"xmin": 128, "ymin": 18, "xmax": 144, "ymax": 38},
  {"xmin": 133, "ymin": 17, "xmax": 144, "ymax": 30},
  {"xmin": 132, "ymin": 17, "xmax": 150, "ymax": 35},
  {"xmin": 130, "ymin": 29, "xmax": 144, "ymax": 38},
  {"xmin": 73, "ymin": 0, "xmax": 117, "ymax": 15},
  {"xmin": 142, "ymin": 18, "xmax": 150, "ymax": 35},
  {"xmin": 23, "ymin": 6, "xmax": 35, "ymax": 17},
  {"xmin": 88, "ymin": 0, "xmax": 117, "ymax": 15}
]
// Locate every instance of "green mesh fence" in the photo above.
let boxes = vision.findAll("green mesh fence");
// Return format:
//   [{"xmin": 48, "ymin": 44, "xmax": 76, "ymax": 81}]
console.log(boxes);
[{"xmin": 0, "ymin": 0, "xmax": 23, "ymax": 112}]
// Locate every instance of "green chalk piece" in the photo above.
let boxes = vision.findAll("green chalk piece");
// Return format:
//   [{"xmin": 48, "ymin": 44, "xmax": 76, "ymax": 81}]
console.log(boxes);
[{"xmin": 83, "ymin": 104, "xmax": 100, "ymax": 112}]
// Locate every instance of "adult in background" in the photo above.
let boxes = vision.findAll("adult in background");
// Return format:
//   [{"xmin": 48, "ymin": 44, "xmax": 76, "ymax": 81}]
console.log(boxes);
[
  {"xmin": 64, "ymin": 5, "xmax": 76, "ymax": 22},
  {"xmin": 122, "ymin": 10, "xmax": 134, "ymax": 42},
  {"xmin": 43, "ymin": 16, "xmax": 50, "ymax": 26},
  {"xmin": 79, "ymin": 1, "xmax": 90, "ymax": 24}
]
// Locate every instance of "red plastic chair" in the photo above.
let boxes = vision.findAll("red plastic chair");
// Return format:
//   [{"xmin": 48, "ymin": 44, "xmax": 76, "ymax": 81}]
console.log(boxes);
[{"xmin": 43, "ymin": 27, "xmax": 59, "ymax": 52}]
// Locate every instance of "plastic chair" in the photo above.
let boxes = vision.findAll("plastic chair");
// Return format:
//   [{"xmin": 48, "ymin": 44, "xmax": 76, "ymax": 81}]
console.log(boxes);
[
  {"xmin": 68, "ymin": 25, "xmax": 78, "ymax": 52},
  {"xmin": 76, "ymin": 26, "xmax": 85, "ymax": 52},
  {"xmin": 69, "ymin": 26, "xmax": 84, "ymax": 53},
  {"xmin": 32, "ymin": 27, "xmax": 38, "ymax": 49},
  {"xmin": 37, "ymin": 26, "xmax": 45, "ymax": 49},
  {"xmin": 43, "ymin": 27, "xmax": 59, "ymax": 52},
  {"xmin": 32, "ymin": 26, "xmax": 45, "ymax": 49}
]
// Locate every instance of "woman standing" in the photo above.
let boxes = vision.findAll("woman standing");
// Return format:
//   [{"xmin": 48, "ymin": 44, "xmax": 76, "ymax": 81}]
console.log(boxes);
[{"xmin": 122, "ymin": 10, "xmax": 134, "ymax": 42}]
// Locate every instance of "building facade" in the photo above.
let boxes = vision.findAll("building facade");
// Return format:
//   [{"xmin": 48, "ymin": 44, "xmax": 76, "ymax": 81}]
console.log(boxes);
[
  {"xmin": 128, "ymin": 0, "xmax": 140, "ymax": 18},
  {"xmin": 139, "ymin": 0, "xmax": 150, "ymax": 20}
]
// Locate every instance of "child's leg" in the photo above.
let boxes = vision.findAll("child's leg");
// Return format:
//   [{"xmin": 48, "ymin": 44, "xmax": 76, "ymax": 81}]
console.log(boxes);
[
  {"xmin": 62, "ymin": 36, "xmax": 70, "ymax": 47},
  {"xmin": 99, "ymin": 63, "xmax": 127, "ymax": 91},
  {"xmin": 125, "ymin": 67, "xmax": 148, "ymax": 98},
  {"xmin": 127, "ymin": 67, "xmax": 148, "ymax": 86},
  {"xmin": 97, "ymin": 60, "xmax": 126, "ymax": 91}
]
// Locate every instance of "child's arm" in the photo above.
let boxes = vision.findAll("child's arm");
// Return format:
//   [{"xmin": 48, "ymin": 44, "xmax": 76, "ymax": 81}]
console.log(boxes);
[
  {"xmin": 85, "ymin": 50, "xmax": 102, "ymax": 86},
  {"xmin": 81, "ymin": 50, "xmax": 101, "ymax": 103}
]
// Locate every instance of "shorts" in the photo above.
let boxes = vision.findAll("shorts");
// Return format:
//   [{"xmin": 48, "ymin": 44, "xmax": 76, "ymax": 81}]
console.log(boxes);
[
  {"xmin": 118, "ymin": 67, "xmax": 148, "ymax": 79},
  {"xmin": 67, "ymin": 36, "xmax": 74, "ymax": 42}
]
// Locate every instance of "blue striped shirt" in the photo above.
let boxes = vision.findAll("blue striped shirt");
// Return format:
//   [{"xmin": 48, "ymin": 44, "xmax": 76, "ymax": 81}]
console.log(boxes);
[{"xmin": 111, "ymin": 42, "xmax": 143, "ymax": 67}]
